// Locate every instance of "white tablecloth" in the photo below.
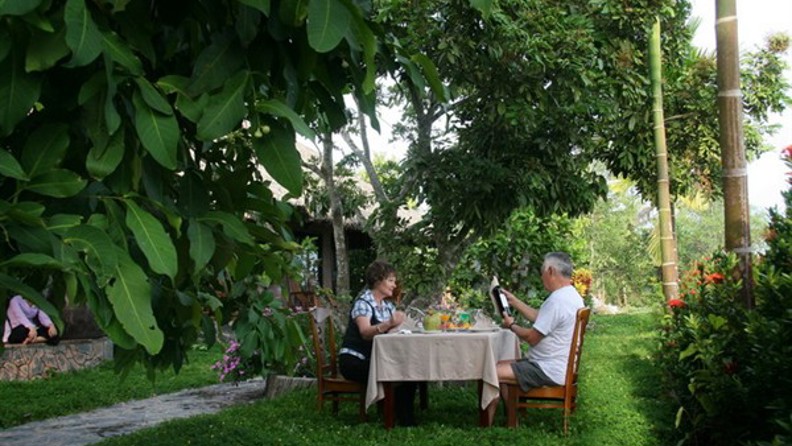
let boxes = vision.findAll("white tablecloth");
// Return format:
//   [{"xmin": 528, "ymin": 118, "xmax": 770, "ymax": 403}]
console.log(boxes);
[{"xmin": 365, "ymin": 329, "xmax": 519, "ymax": 410}]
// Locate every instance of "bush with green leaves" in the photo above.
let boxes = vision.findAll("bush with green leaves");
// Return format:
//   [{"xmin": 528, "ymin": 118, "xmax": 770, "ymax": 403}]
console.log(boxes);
[
  {"xmin": 741, "ymin": 147, "xmax": 792, "ymax": 445},
  {"xmin": 656, "ymin": 252, "xmax": 750, "ymax": 445},
  {"xmin": 449, "ymin": 208, "xmax": 583, "ymax": 313},
  {"xmin": 657, "ymin": 149, "xmax": 792, "ymax": 445}
]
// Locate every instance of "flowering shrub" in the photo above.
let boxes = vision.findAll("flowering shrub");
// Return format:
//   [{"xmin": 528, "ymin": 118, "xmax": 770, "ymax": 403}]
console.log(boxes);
[
  {"xmin": 656, "ymin": 252, "xmax": 750, "ymax": 445},
  {"xmin": 211, "ymin": 276, "xmax": 310, "ymax": 383},
  {"xmin": 657, "ymin": 147, "xmax": 792, "ymax": 445},
  {"xmin": 741, "ymin": 146, "xmax": 792, "ymax": 444},
  {"xmin": 212, "ymin": 341, "xmax": 255, "ymax": 384},
  {"xmin": 572, "ymin": 268, "xmax": 593, "ymax": 297}
]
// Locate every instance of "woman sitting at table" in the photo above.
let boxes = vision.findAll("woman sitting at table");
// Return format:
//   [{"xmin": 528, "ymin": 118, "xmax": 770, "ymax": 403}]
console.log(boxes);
[{"xmin": 339, "ymin": 260, "xmax": 418, "ymax": 426}]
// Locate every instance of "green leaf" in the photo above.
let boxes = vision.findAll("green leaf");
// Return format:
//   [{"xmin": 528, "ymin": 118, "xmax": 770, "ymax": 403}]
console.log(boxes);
[
  {"xmin": 0, "ymin": 0, "xmax": 42, "ymax": 16},
  {"xmin": 468, "ymin": 0, "xmax": 493, "ymax": 18},
  {"xmin": 238, "ymin": 0, "xmax": 270, "ymax": 15},
  {"xmin": 307, "ymin": 0, "xmax": 350, "ymax": 53},
  {"xmin": 0, "ymin": 253, "xmax": 64, "ymax": 269},
  {"xmin": 0, "ymin": 149, "xmax": 28, "ymax": 180},
  {"xmin": 134, "ymin": 77, "xmax": 173, "ymax": 115},
  {"xmin": 707, "ymin": 314, "xmax": 727, "ymax": 330},
  {"xmin": 25, "ymin": 169, "xmax": 87, "ymax": 198},
  {"xmin": 7, "ymin": 201, "xmax": 45, "ymax": 226},
  {"xmin": 103, "ymin": 58, "xmax": 121, "ymax": 134},
  {"xmin": 0, "ymin": 49, "xmax": 42, "ymax": 136},
  {"xmin": 175, "ymin": 92, "xmax": 208, "ymax": 124},
  {"xmin": 87, "ymin": 127, "xmax": 125, "ymax": 179},
  {"xmin": 236, "ymin": 4, "xmax": 261, "ymax": 46},
  {"xmin": 196, "ymin": 70, "xmax": 249, "ymax": 141},
  {"xmin": 679, "ymin": 343, "xmax": 698, "ymax": 360},
  {"xmin": 188, "ymin": 33, "xmax": 244, "ymax": 97},
  {"xmin": 198, "ymin": 211, "xmax": 255, "ymax": 246},
  {"xmin": 123, "ymin": 199, "xmax": 177, "ymax": 280},
  {"xmin": 64, "ymin": 0, "xmax": 103, "ymax": 67},
  {"xmin": 344, "ymin": 8, "xmax": 376, "ymax": 93},
  {"xmin": 252, "ymin": 125, "xmax": 302, "ymax": 196},
  {"xmin": 156, "ymin": 75, "xmax": 190, "ymax": 95},
  {"xmin": 63, "ymin": 224, "xmax": 118, "ymax": 286},
  {"xmin": 0, "ymin": 27, "xmax": 9, "ymax": 62},
  {"xmin": 132, "ymin": 92, "xmax": 178, "ymax": 170},
  {"xmin": 411, "ymin": 53, "xmax": 447, "ymax": 102},
  {"xmin": 188, "ymin": 219, "xmax": 215, "ymax": 273},
  {"xmin": 26, "ymin": 27, "xmax": 70, "ymax": 72},
  {"xmin": 101, "ymin": 30, "xmax": 143, "ymax": 76},
  {"xmin": 177, "ymin": 171, "xmax": 210, "ymax": 217},
  {"xmin": 106, "ymin": 249, "xmax": 164, "ymax": 354},
  {"xmin": 256, "ymin": 99, "xmax": 316, "ymax": 140},
  {"xmin": 21, "ymin": 123, "xmax": 69, "ymax": 178},
  {"xmin": 46, "ymin": 213, "xmax": 83, "ymax": 233},
  {"xmin": 99, "ymin": 315, "xmax": 138, "ymax": 350}
]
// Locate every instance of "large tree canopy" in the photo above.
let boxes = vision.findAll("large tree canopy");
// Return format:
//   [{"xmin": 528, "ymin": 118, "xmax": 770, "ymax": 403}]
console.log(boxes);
[
  {"xmin": 362, "ymin": 0, "xmax": 787, "ymax": 287},
  {"xmin": 0, "ymin": 0, "xmax": 428, "ymax": 373}
]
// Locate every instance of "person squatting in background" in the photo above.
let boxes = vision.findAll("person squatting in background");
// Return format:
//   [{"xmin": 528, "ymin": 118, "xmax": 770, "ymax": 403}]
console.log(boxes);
[{"xmin": 3, "ymin": 295, "xmax": 60, "ymax": 345}]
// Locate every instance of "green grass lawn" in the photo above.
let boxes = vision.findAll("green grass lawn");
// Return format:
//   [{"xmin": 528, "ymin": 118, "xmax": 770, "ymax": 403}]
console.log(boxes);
[
  {"xmin": 77, "ymin": 311, "xmax": 676, "ymax": 446},
  {"xmin": 0, "ymin": 344, "xmax": 221, "ymax": 429}
]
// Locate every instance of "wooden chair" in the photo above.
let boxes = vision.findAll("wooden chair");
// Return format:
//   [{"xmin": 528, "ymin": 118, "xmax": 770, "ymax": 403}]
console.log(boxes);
[
  {"xmin": 309, "ymin": 307, "xmax": 367, "ymax": 420},
  {"xmin": 502, "ymin": 307, "xmax": 591, "ymax": 433},
  {"xmin": 288, "ymin": 278, "xmax": 318, "ymax": 310}
]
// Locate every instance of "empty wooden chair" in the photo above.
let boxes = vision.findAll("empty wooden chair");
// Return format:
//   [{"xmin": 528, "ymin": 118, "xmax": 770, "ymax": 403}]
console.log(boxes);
[
  {"xmin": 501, "ymin": 307, "xmax": 591, "ymax": 433},
  {"xmin": 288, "ymin": 278, "xmax": 318, "ymax": 310}
]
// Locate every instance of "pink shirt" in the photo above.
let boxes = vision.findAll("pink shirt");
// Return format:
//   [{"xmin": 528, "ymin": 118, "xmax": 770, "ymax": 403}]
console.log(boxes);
[{"xmin": 3, "ymin": 295, "xmax": 53, "ymax": 343}]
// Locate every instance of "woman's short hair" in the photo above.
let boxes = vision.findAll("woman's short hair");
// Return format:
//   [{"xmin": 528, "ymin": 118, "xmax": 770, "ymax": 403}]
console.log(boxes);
[
  {"xmin": 365, "ymin": 260, "xmax": 396, "ymax": 289},
  {"xmin": 543, "ymin": 252, "xmax": 574, "ymax": 278}
]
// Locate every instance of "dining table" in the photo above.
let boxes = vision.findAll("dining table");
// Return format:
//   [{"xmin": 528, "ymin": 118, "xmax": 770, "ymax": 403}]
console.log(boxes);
[{"xmin": 365, "ymin": 327, "xmax": 520, "ymax": 429}]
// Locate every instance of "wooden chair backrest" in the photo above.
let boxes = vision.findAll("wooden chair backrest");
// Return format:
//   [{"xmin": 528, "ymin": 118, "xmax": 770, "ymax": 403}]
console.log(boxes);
[
  {"xmin": 288, "ymin": 278, "xmax": 317, "ymax": 310},
  {"xmin": 309, "ymin": 307, "xmax": 338, "ymax": 379},
  {"xmin": 565, "ymin": 307, "xmax": 591, "ymax": 389}
]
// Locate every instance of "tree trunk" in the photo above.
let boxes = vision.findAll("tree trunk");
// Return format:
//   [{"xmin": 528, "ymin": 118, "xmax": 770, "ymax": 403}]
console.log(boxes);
[
  {"xmin": 716, "ymin": 0, "xmax": 753, "ymax": 309},
  {"xmin": 649, "ymin": 17, "xmax": 680, "ymax": 301},
  {"xmin": 321, "ymin": 133, "xmax": 350, "ymax": 297}
]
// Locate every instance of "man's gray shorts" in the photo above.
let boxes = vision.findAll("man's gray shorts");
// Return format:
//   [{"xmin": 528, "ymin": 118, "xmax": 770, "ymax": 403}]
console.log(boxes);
[{"xmin": 510, "ymin": 359, "xmax": 558, "ymax": 391}]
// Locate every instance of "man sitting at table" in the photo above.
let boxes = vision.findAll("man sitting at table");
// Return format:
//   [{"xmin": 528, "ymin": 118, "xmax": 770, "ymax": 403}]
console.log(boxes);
[
  {"xmin": 338, "ymin": 260, "xmax": 418, "ymax": 426},
  {"xmin": 497, "ymin": 252, "xmax": 585, "ymax": 397}
]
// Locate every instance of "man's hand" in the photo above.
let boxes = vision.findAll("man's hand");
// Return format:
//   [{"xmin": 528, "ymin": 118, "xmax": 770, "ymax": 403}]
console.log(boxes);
[
  {"xmin": 502, "ymin": 289, "xmax": 539, "ymax": 323},
  {"xmin": 501, "ymin": 312, "xmax": 514, "ymax": 329},
  {"xmin": 502, "ymin": 289, "xmax": 520, "ymax": 306}
]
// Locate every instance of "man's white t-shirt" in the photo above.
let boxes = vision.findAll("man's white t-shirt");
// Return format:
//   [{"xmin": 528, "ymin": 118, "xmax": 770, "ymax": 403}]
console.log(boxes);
[{"xmin": 527, "ymin": 285, "xmax": 585, "ymax": 385}]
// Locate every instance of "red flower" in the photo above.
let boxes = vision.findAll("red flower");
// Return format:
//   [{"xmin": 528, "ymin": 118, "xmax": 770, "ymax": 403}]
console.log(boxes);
[
  {"xmin": 723, "ymin": 360, "xmax": 738, "ymax": 375},
  {"xmin": 782, "ymin": 144, "xmax": 792, "ymax": 160},
  {"xmin": 668, "ymin": 299, "xmax": 686, "ymax": 309},
  {"xmin": 704, "ymin": 272, "xmax": 725, "ymax": 284}
]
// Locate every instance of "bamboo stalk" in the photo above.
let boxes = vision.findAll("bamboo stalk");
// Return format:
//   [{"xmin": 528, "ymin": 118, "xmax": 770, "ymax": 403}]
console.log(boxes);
[
  {"xmin": 649, "ymin": 17, "xmax": 680, "ymax": 301},
  {"xmin": 716, "ymin": 0, "xmax": 753, "ymax": 309}
]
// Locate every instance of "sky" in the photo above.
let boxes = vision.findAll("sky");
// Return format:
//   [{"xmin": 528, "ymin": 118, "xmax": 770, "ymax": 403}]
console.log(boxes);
[{"xmin": 360, "ymin": 1, "xmax": 792, "ymax": 212}]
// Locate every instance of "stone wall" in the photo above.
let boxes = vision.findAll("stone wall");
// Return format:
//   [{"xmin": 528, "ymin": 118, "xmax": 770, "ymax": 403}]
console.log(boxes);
[{"xmin": 1, "ymin": 338, "xmax": 113, "ymax": 381}]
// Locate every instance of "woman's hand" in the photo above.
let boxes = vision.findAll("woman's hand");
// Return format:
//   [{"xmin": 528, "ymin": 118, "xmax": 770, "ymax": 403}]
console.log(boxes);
[
  {"xmin": 24, "ymin": 327, "xmax": 37, "ymax": 344},
  {"xmin": 389, "ymin": 310, "xmax": 406, "ymax": 329},
  {"xmin": 47, "ymin": 325, "xmax": 57, "ymax": 338}
]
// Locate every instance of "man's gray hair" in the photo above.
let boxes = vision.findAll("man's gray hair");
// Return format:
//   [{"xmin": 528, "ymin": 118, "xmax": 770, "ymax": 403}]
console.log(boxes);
[{"xmin": 543, "ymin": 252, "xmax": 574, "ymax": 278}]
